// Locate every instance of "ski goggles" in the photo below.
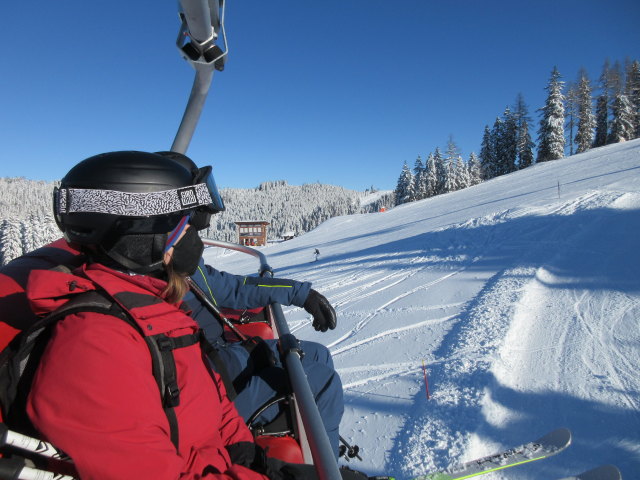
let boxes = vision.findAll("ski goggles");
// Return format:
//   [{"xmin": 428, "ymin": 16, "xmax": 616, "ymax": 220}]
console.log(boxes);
[
  {"xmin": 193, "ymin": 165, "xmax": 225, "ymax": 214},
  {"xmin": 187, "ymin": 165, "xmax": 225, "ymax": 231}
]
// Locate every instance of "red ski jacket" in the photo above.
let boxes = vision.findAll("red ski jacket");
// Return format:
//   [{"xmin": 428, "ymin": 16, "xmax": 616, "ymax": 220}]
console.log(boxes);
[{"xmin": 26, "ymin": 262, "xmax": 269, "ymax": 480}]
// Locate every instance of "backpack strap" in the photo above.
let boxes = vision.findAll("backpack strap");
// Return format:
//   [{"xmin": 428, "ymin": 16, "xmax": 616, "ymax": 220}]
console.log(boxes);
[
  {"xmin": 198, "ymin": 336, "xmax": 238, "ymax": 401},
  {"xmin": 142, "ymin": 332, "xmax": 200, "ymax": 451}
]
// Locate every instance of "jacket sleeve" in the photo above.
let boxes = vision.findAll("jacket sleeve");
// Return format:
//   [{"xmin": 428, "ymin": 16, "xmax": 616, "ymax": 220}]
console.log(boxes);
[
  {"xmin": 27, "ymin": 311, "xmax": 267, "ymax": 480},
  {"xmin": 192, "ymin": 259, "xmax": 311, "ymax": 310}
]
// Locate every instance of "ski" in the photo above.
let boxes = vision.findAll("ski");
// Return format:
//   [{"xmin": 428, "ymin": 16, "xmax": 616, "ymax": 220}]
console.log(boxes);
[
  {"xmin": 557, "ymin": 464, "xmax": 622, "ymax": 480},
  {"xmin": 0, "ymin": 457, "xmax": 75, "ymax": 480},
  {"xmin": 412, "ymin": 427, "xmax": 572, "ymax": 480},
  {"xmin": 1, "ymin": 423, "xmax": 71, "ymax": 462}
]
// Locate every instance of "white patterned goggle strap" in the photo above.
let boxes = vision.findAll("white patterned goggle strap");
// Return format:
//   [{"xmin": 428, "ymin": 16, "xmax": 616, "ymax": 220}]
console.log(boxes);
[{"xmin": 56, "ymin": 183, "xmax": 214, "ymax": 216}]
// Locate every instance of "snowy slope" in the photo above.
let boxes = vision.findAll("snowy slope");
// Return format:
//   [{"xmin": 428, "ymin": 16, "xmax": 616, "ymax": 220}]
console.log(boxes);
[{"xmin": 204, "ymin": 139, "xmax": 640, "ymax": 479}]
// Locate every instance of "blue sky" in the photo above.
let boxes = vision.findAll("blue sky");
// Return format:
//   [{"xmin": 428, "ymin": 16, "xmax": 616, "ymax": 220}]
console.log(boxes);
[{"xmin": 1, "ymin": 1, "xmax": 639, "ymax": 191}]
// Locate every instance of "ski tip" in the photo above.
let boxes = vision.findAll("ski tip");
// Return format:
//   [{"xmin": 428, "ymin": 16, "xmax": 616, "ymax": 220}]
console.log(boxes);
[{"xmin": 537, "ymin": 427, "xmax": 572, "ymax": 451}]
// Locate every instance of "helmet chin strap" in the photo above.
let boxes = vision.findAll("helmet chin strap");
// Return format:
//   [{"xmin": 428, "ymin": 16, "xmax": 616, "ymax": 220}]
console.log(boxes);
[
  {"xmin": 104, "ymin": 248, "xmax": 165, "ymax": 274},
  {"xmin": 98, "ymin": 233, "xmax": 168, "ymax": 275}
]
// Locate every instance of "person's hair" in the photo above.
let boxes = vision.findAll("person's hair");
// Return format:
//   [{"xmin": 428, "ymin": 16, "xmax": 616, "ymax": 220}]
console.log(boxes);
[{"xmin": 162, "ymin": 261, "xmax": 189, "ymax": 304}]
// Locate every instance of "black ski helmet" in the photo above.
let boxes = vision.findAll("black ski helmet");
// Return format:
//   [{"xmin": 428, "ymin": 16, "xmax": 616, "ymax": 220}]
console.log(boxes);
[
  {"xmin": 155, "ymin": 151, "xmax": 199, "ymax": 177},
  {"xmin": 54, "ymin": 151, "xmax": 220, "ymax": 273}
]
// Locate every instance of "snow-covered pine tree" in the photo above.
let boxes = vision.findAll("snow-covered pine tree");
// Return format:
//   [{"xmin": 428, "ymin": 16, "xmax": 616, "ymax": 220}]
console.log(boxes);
[
  {"xmin": 491, "ymin": 116, "xmax": 505, "ymax": 175},
  {"xmin": 513, "ymin": 93, "xmax": 535, "ymax": 169},
  {"xmin": 412, "ymin": 156, "xmax": 427, "ymax": 201},
  {"xmin": 445, "ymin": 136, "xmax": 461, "ymax": 161},
  {"xmin": 593, "ymin": 61, "xmax": 610, "ymax": 148},
  {"xmin": 537, "ymin": 66, "xmax": 565, "ymax": 162},
  {"xmin": 467, "ymin": 152, "xmax": 483, "ymax": 186},
  {"xmin": 517, "ymin": 119, "xmax": 535, "ymax": 169},
  {"xmin": 425, "ymin": 153, "xmax": 438, "ymax": 198},
  {"xmin": 479, "ymin": 125, "xmax": 496, "ymax": 180},
  {"xmin": 564, "ymin": 82, "xmax": 578, "ymax": 156},
  {"xmin": 575, "ymin": 69, "xmax": 596, "ymax": 153},
  {"xmin": 20, "ymin": 219, "xmax": 35, "ymax": 254},
  {"xmin": 608, "ymin": 92, "xmax": 635, "ymax": 143},
  {"xmin": 395, "ymin": 162, "xmax": 414, "ymax": 205},
  {"xmin": 497, "ymin": 107, "xmax": 517, "ymax": 175},
  {"xmin": 608, "ymin": 61, "xmax": 624, "ymax": 99},
  {"xmin": 444, "ymin": 158, "xmax": 456, "ymax": 194},
  {"xmin": 444, "ymin": 136, "xmax": 463, "ymax": 192},
  {"xmin": 0, "ymin": 219, "xmax": 23, "ymax": 266},
  {"xmin": 492, "ymin": 116, "xmax": 505, "ymax": 175},
  {"xmin": 624, "ymin": 59, "xmax": 640, "ymax": 139},
  {"xmin": 433, "ymin": 147, "xmax": 447, "ymax": 195},
  {"xmin": 593, "ymin": 96, "xmax": 609, "ymax": 148},
  {"xmin": 606, "ymin": 61, "xmax": 631, "ymax": 144},
  {"xmin": 455, "ymin": 157, "xmax": 470, "ymax": 190}
]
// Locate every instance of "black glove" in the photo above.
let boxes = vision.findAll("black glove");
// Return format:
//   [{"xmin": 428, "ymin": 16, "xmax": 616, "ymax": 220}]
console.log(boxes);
[
  {"xmin": 234, "ymin": 337, "xmax": 278, "ymax": 392},
  {"xmin": 241, "ymin": 336, "xmax": 277, "ymax": 370},
  {"xmin": 225, "ymin": 442, "xmax": 268, "ymax": 472},
  {"xmin": 303, "ymin": 289, "xmax": 337, "ymax": 332}
]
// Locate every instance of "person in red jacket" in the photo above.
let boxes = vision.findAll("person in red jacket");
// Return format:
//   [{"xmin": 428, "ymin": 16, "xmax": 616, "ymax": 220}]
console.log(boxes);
[{"xmin": 23, "ymin": 151, "xmax": 291, "ymax": 480}]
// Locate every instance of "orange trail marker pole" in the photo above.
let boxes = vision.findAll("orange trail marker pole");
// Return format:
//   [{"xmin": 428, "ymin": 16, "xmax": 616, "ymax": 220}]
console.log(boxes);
[{"xmin": 422, "ymin": 359, "xmax": 431, "ymax": 400}]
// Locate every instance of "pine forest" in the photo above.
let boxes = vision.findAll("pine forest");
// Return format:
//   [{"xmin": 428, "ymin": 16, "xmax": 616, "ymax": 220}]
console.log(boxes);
[
  {"xmin": 394, "ymin": 58, "xmax": 640, "ymax": 206},
  {"xmin": 0, "ymin": 177, "xmax": 393, "ymax": 266}
]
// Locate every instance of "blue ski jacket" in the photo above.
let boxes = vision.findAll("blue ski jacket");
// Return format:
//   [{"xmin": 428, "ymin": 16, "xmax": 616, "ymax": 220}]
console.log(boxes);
[{"xmin": 184, "ymin": 258, "xmax": 311, "ymax": 343}]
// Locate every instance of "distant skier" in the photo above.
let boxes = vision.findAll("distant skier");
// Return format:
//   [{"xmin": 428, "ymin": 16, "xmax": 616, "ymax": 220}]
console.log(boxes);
[{"xmin": 314, "ymin": 248, "xmax": 320, "ymax": 262}]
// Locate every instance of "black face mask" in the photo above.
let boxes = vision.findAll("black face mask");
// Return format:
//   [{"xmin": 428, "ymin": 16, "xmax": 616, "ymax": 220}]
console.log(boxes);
[{"xmin": 169, "ymin": 227, "xmax": 204, "ymax": 276}]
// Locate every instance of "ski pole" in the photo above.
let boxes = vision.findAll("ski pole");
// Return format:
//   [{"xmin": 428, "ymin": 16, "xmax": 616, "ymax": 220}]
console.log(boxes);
[
  {"xmin": 339, "ymin": 436, "xmax": 362, "ymax": 461},
  {"xmin": 0, "ymin": 424, "xmax": 70, "ymax": 462},
  {"xmin": 186, "ymin": 277, "xmax": 249, "ymax": 341},
  {"xmin": 0, "ymin": 457, "xmax": 75, "ymax": 480}
]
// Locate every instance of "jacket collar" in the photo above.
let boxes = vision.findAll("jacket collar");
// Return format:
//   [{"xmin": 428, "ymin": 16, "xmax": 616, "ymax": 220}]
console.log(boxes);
[{"xmin": 28, "ymin": 263, "xmax": 196, "ymax": 336}]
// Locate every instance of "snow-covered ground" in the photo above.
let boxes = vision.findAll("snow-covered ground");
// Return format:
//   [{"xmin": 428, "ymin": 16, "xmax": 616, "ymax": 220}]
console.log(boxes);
[{"xmin": 205, "ymin": 140, "xmax": 640, "ymax": 479}]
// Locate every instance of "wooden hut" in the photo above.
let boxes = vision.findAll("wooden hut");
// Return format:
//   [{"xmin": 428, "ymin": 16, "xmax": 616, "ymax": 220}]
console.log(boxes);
[{"xmin": 235, "ymin": 221, "xmax": 270, "ymax": 246}]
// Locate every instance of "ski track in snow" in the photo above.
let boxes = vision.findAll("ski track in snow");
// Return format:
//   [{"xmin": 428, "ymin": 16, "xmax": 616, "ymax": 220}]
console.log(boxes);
[
  {"xmin": 327, "ymin": 264, "xmax": 470, "ymax": 351},
  {"xmin": 331, "ymin": 313, "xmax": 458, "ymax": 357}
]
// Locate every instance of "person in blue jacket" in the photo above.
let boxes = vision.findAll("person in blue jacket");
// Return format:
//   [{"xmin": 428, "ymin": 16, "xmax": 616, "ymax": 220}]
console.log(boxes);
[
  {"xmin": 185, "ymin": 261, "xmax": 342, "ymax": 456},
  {"xmin": 156, "ymin": 151, "xmax": 343, "ymax": 457}
]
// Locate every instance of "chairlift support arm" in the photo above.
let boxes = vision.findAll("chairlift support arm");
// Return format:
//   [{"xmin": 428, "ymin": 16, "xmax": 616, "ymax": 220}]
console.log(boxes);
[{"xmin": 171, "ymin": 0, "xmax": 228, "ymax": 154}]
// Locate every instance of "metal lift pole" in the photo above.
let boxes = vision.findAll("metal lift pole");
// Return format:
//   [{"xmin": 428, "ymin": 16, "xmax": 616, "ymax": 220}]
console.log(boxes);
[{"xmin": 171, "ymin": 0, "xmax": 227, "ymax": 154}]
